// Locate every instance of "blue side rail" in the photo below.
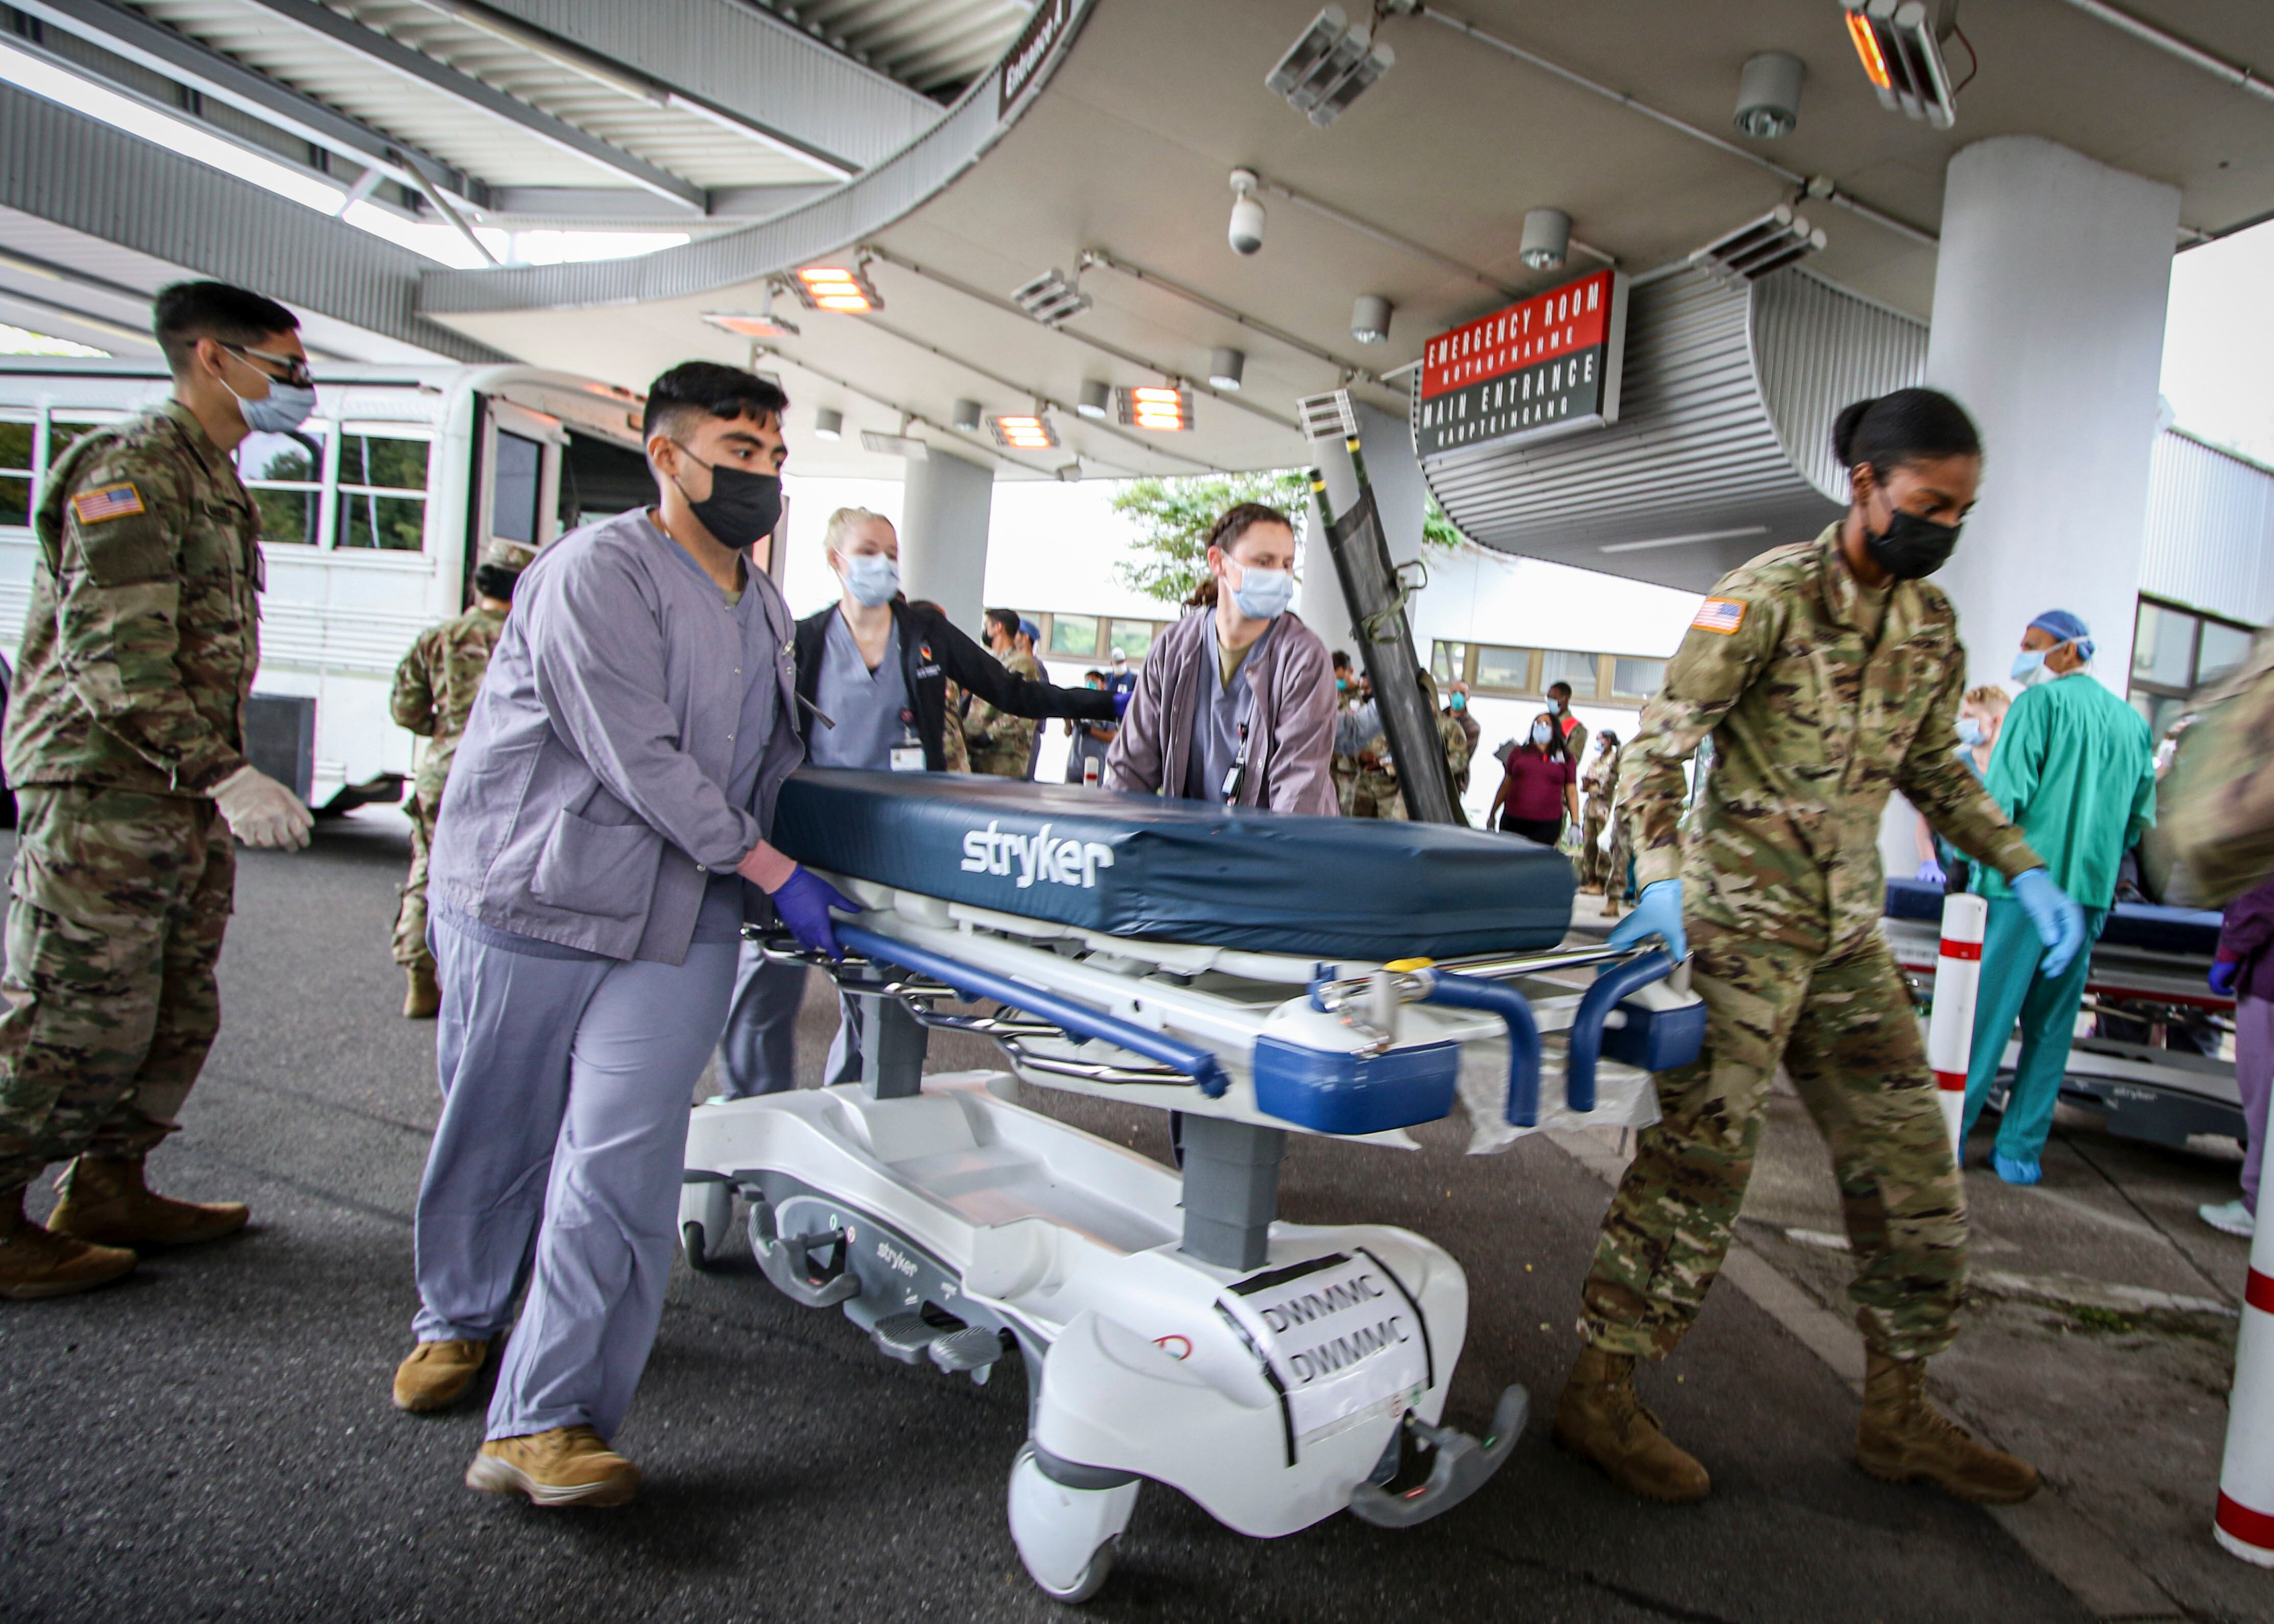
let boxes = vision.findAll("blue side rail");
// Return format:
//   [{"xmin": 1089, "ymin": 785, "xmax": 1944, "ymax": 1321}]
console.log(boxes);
[
  {"xmin": 1415, "ymin": 971, "xmax": 1545, "ymax": 1127},
  {"xmin": 836, "ymin": 923, "xmax": 1232, "ymax": 1098}
]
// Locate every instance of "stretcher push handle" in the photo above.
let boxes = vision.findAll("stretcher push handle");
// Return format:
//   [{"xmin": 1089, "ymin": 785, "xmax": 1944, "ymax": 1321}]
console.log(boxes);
[
  {"xmin": 1564, "ymin": 948, "xmax": 1677, "ymax": 1115},
  {"xmin": 836, "ymin": 923, "xmax": 1232, "ymax": 1098},
  {"xmin": 1415, "ymin": 970, "xmax": 1544, "ymax": 1127}
]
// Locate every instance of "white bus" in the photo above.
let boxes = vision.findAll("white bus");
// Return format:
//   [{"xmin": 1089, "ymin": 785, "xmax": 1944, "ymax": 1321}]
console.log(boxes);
[{"xmin": 0, "ymin": 360, "xmax": 652, "ymax": 813}]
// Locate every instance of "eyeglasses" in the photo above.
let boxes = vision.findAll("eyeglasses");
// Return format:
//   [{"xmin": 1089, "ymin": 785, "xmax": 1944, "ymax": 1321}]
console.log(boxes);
[{"xmin": 222, "ymin": 343, "xmax": 314, "ymax": 389}]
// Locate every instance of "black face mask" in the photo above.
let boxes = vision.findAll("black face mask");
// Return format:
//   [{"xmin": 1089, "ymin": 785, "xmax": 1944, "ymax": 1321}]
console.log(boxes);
[
  {"xmin": 672, "ymin": 445, "xmax": 781, "ymax": 550},
  {"xmin": 1866, "ymin": 503, "xmax": 1961, "ymax": 581}
]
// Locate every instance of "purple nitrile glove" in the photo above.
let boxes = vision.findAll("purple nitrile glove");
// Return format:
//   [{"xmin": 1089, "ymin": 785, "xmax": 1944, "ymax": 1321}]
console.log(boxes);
[
  {"xmin": 1915, "ymin": 858, "xmax": 1946, "ymax": 887},
  {"xmin": 767, "ymin": 866, "xmax": 862, "ymax": 960}
]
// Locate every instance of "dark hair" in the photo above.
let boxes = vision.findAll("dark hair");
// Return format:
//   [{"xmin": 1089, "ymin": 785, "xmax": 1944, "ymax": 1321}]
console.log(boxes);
[
  {"xmin": 984, "ymin": 608, "xmax": 1019, "ymax": 640},
  {"xmin": 1831, "ymin": 388, "xmax": 1981, "ymax": 486},
  {"xmin": 153, "ymin": 281, "xmax": 298, "ymax": 375},
  {"xmin": 1084, "ymin": 669, "xmax": 1107, "ymax": 683},
  {"xmin": 642, "ymin": 361, "xmax": 788, "ymax": 441},
  {"xmin": 1187, "ymin": 501, "xmax": 1295, "ymax": 607},
  {"xmin": 1547, "ymin": 680, "xmax": 1572, "ymax": 700},
  {"xmin": 1600, "ymin": 730, "xmax": 1621, "ymax": 749},
  {"xmin": 472, "ymin": 562, "xmax": 519, "ymax": 603},
  {"xmin": 1332, "ymin": 650, "xmax": 1353, "ymax": 670},
  {"xmin": 1530, "ymin": 711, "xmax": 1570, "ymax": 763}
]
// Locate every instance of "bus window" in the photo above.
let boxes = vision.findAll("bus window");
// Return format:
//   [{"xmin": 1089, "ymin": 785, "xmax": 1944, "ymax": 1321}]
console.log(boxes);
[
  {"xmin": 0, "ymin": 420, "xmax": 30, "ymax": 527},
  {"xmin": 491, "ymin": 429, "xmax": 542, "ymax": 545},
  {"xmin": 338, "ymin": 434, "xmax": 429, "ymax": 551},
  {"xmin": 559, "ymin": 427, "xmax": 651, "ymax": 527},
  {"xmin": 236, "ymin": 428, "xmax": 324, "ymax": 547}
]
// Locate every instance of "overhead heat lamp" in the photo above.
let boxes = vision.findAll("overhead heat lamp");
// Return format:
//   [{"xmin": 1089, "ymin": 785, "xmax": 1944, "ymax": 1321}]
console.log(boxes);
[
  {"xmin": 791, "ymin": 263, "xmax": 884, "ymax": 312},
  {"xmin": 1841, "ymin": 0, "xmax": 1957, "ymax": 128},
  {"xmin": 1116, "ymin": 385, "xmax": 1192, "ymax": 432},
  {"xmin": 1265, "ymin": 5, "xmax": 1395, "ymax": 128}
]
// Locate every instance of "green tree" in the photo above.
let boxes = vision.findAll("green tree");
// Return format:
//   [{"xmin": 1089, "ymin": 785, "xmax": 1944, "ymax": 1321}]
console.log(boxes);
[{"xmin": 1110, "ymin": 469, "xmax": 1309, "ymax": 605}]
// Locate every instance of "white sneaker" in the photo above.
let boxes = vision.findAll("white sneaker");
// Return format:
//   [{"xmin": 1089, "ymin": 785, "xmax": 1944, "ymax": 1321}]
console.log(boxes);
[{"xmin": 2199, "ymin": 1199, "xmax": 2256, "ymax": 1238}]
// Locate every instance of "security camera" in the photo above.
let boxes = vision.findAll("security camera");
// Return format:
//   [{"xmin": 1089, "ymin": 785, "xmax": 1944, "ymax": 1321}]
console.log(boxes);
[{"xmin": 1228, "ymin": 169, "xmax": 1265, "ymax": 257}]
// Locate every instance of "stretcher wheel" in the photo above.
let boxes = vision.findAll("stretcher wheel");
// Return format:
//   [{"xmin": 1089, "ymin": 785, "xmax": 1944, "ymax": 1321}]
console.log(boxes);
[
  {"xmin": 682, "ymin": 1221, "xmax": 714, "ymax": 1272},
  {"xmin": 1007, "ymin": 1443, "xmax": 1134, "ymax": 1604}
]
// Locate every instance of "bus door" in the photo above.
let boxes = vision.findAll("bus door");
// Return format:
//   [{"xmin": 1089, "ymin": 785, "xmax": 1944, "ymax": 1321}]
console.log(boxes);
[{"xmin": 472, "ymin": 396, "xmax": 566, "ymax": 605}]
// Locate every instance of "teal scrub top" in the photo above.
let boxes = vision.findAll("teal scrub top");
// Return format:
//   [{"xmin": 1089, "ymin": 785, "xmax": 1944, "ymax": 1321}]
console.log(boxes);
[
  {"xmin": 1933, "ymin": 746, "xmax": 1985, "ymax": 874},
  {"xmin": 1973, "ymin": 672, "xmax": 2156, "ymax": 909}
]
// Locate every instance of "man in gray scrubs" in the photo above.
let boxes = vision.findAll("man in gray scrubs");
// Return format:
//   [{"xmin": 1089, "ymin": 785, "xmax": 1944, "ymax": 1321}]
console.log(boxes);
[{"xmin": 389, "ymin": 362, "xmax": 855, "ymax": 1509}]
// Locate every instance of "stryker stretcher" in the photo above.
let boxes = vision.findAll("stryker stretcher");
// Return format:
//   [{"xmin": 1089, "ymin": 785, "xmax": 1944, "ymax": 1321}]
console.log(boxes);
[
  {"xmin": 1883, "ymin": 878, "xmax": 2242, "ymax": 1149},
  {"xmin": 681, "ymin": 771, "xmax": 1705, "ymax": 1601}
]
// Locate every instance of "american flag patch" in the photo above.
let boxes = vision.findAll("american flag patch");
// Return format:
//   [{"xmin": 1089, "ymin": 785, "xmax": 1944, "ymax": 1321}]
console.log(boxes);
[
  {"xmin": 70, "ymin": 483, "xmax": 145, "ymax": 524},
  {"xmin": 1691, "ymin": 597, "xmax": 1747, "ymax": 635}
]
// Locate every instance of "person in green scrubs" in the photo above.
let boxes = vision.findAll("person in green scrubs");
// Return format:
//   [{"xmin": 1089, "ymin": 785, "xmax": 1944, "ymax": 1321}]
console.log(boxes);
[{"xmin": 1962, "ymin": 609, "xmax": 2158, "ymax": 1183}]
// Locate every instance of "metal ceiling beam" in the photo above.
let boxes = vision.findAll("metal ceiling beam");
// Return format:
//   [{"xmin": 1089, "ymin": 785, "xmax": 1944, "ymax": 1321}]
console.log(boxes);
[
  {"xmin": 748, "ymin": 343, "xmax": 1075, "ymax": 477},
  {"xmin": 11, "ymin": 0, "xmax": 485, "ymax": 205},
  {"xmin": 484, "ymin": 184, "xmax": 839, "ymax": 222},
  {"xmin": 0, "ymin": 283, "xmax": 159, "ymax": 349},
  {"xmin": 0, "ymin": 82, "xmax": 507, "ymax": 365},
  {"xmin": 230, "ymin": 0, "xmax": 708, "ymax": 210}
]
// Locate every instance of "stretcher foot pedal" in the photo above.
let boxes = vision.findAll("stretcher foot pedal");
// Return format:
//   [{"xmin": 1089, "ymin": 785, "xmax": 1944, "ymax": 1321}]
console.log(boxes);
[{"xmin": 1348, "ymin": 1384, "xmax": 1530, "ymax": 1529}]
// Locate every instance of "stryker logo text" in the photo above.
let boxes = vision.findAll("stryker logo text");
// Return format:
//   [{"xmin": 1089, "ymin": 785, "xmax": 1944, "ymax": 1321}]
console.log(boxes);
[{"xmin": 960, "ymin": 821, "xmax": 1116, "ymax": 889}]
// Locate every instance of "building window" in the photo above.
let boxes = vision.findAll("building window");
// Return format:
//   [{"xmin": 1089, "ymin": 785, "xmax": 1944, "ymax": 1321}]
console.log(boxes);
[
  {"xmin": 1473, "ymin": 643, "xmax": 1539, "ymax": 695},
  {"xmin": 1049, "ymin": 614, "xmax": 1100, "ymax": 658},
  {"xmin": 1612, "ymin": 656, "xmax": 1666, "ymax": 701},
  {"xmin": 1538, "ymin": 648, "xmax": 1599, "ymax": 698},
  {"xmin": 2130, "ymin": 596, "xmax": 2260, "ymax": 738},
  {"xmin": 0, "ymin": 418, "xmax": 30, "ymax": 529},
  {"xmin": 1105, "ymin": 618, "xmax": 1159, "ymax": 663}
]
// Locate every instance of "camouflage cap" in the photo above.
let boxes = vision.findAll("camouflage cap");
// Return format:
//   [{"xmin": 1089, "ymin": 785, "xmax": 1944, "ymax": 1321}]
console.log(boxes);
[{"xmin": 479, "ymin": 541, "xmax": 536, "ymax": 573}]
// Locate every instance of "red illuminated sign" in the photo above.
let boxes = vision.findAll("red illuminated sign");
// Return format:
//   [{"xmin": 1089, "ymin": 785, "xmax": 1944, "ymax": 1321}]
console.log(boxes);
[{"xmin": 1413, "ymin": 267, "xmax": 1627, "ymax": 461}]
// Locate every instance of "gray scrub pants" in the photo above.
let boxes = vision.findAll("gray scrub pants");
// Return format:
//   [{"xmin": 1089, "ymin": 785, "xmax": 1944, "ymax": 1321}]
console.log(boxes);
[
  {"xmin": 413, "ymin": 918, "xmax": 739, "ymax": 1442},
  {"xmin": 715, "ymin": 941, "xmax": 861, "ymax": 1096}
]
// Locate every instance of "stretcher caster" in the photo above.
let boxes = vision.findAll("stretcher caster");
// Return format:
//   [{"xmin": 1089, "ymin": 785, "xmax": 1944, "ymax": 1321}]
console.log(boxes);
[
  {"xmin": 679, "ymin": 1177, "xmax": 732, "ymax": 1271},
  {"xmin": 1007, "ymin": 1442, "xmax": 1137, "ymax": 1604}
]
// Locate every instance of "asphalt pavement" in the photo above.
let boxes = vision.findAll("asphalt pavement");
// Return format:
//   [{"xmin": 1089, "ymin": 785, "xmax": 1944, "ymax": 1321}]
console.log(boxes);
[{"xmin": 0, "ymin": 813, "xmax": 2142, "ymax": 1622}]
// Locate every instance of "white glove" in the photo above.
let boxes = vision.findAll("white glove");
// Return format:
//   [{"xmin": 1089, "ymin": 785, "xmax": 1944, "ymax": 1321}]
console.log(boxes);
[{"xmin": 211, "ymin": 763, "xmax": 313, "ymax": 850}]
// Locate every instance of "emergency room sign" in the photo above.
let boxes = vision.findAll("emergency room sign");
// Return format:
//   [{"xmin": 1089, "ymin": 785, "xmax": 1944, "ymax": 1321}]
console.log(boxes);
[{"xmin": 1413, "ymin": 267, "xmax": 1628, "ymax": 462}]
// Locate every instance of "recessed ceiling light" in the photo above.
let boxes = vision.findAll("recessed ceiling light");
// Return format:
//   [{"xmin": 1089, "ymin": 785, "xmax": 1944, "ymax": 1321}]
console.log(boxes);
[
  {"xmin": 1077, "ymin": 380, "xmax": 1111, "ymax": 420},
  {"xmin": 1350, "ymin": 294, "xmax": 1392, "ymax": 345},
  {"xmin": 813, "ymin": 408, "xmax": 843, "ymax": 442},
  {"xmin": 1208, "ymin": 347, "xmax": 1246, "ymax": 391}
]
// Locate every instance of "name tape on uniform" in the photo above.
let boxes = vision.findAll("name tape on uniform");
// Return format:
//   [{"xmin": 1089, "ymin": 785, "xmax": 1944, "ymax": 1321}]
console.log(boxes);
[
  {"xmin": 70, "ymin": 484, "xmax": 146, "ymax": 524},
  {"xmin": 1219, "ymin": 1252, "xmax": 1427, "ymax": 1447},
  {"xmin": 1691, "ymin": 598, "xmax": 1747, "ymax": 635}
]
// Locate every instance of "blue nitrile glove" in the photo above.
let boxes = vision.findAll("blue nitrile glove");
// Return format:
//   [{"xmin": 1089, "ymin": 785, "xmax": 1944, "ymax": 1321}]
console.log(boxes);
[
  {"xmin": 2011, "ymin": 868, "xmax": 2087, "ymax": 979},
  {"xmin": 1915, "ymin": 858, "xmax": 1946, "ymax": 887},
  {"xmin": 1112, "ymin": 686, "xmax": 1133, "ymax": 719},
  {"xmin": 2212, "ymin": 959, "xmax": 2241, "ymax": 996},
  {"xmin": 768, "ymin": 867, "xmax": 861, "ymax": 960},
  {"xmin": 1607, "ymin": 878, "xmax": 1686, "ymax": 963}
]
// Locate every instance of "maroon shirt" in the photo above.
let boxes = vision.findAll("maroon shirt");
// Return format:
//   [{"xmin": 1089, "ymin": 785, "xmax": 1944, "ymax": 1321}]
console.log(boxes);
[{"xmin": 1500, "ymin": 746, "xmax": 1577, "ymax": 823}]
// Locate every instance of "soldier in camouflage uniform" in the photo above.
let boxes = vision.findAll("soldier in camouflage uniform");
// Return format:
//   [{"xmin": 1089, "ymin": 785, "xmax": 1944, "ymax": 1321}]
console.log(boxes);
[
  {"xmin": 388, "ymin": 544, "xmax": 530, "ymax": 1017},
  {"xmin": 1339, "ymin": 670, "xmax": 1468, "ymax": 821},
  {"xmin": 1556, "ymin": 389, "xmax": 2086, "ymax": 1508},
  {"xmin": 1576, "ymin": 730, "xmax": 1622, "ymax": 892},
  {"xmin": 963, "ymin": 607, "xmax": 1040, "ymax": 777},
  {"xmin": 0, "ymin": 282, "xmax": 314, "ymax": 1300}
]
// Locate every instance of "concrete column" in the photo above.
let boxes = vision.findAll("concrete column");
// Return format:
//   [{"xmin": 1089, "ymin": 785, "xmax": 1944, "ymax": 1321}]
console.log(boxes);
[
  {"xmin": 1297, "ymin": 400, "xmax": 1427, "ymax": 652},
  {"xmin": 898, "ymin": 447, "xmax": 993, "ymax": 633},
  {"xmin": 1924, "ymin": 136, "xmax": 2180, "ymax": 691}
]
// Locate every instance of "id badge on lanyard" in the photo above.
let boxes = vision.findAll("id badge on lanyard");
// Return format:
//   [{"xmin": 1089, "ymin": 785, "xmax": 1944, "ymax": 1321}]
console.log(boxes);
[
  {"xmin": 1219, "ymin": 723, "xmax": 1251, "ymax": 806},
  {"xmin": 890, "ymin": 710, "xmax": 923, "ymax": 773}
]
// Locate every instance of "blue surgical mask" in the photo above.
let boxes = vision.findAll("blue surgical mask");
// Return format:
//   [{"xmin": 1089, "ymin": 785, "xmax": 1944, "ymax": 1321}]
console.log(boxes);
[
  {"xmin": 1229, "ymin": 563, "xmax": 1294, "ymax": 620},
  {"xmin": 1955, "ymin": 716, "xmax": 1984, "ymax": 748},
  {"xmin": 839, "ymin": 551, "xmax": 899, "ymax": 607},
  {"xmin": 1449, "ymin": 693, "xmax": 1466, "ymax": 711},
  {"xmin": 228, "ymin": 377, "xmax": 317, "ymax": 435},
  {"xmin": 2010, "ymin": 649, "xmax": 2046, "ymax": 685},
  {"xmin": 1530, "ymin": 721, "xmax": 1552, "ymax": 746}
]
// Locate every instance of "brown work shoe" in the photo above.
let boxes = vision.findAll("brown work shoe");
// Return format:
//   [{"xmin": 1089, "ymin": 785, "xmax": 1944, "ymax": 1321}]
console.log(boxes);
[
  {"xmin": 1553, "ymin": 1344, "xmax": 1711, "ymax": 1502},
  {"xmin": 49, "ymin": 1156, "xmax": 248, "ymax": 1248},
  {"xmin": 393, "ymin": 1339, "xmax": 491, "ymax": 1413},
  {"xmin": 403, "ymin": 962, "xmax": 440, "ymax": 1020},
  {"xmin": 1857, "ymin": 1348, "xmax": 2039, "ymax": 1504},
  {"xmin": 0, "ymin": 1188, "xmax": 137, "ymax": 1300},
  {"xmin": 466, "ymin": 1426, "xmax": 639, "ymax": 1508}
]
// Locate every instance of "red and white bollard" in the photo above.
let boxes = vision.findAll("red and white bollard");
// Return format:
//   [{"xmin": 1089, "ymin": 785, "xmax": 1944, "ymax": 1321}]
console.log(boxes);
[
  {"xmin": 1925, "ymin": 893, "xmax": 1987, "ymax": 1159},
  {"xmin": 2216, "ymin": 1217, "xmax": 2274, "ymax": 1565}
]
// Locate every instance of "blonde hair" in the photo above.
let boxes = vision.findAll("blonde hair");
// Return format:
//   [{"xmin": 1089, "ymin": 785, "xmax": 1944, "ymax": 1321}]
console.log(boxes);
[
  {"xmin": 822, "ymin": 506, "xmax": 891, "ymax": 558},
  {"xmin": 1962, "ymin": 683, "xmax": 2010, "ymax": 715}
]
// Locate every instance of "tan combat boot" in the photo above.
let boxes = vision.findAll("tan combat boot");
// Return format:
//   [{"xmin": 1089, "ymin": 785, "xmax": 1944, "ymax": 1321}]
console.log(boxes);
[
  {"xmin": 1553, "ymin": 1344, "xmax": 1711, "ymax": 1502},
  {"xmin": 49, "ymin": 1156, "xmax": 249, "ymax": 1248},
  {"xmin": 0, "ymin": 1187, "xmax": 137, "ymax": 1299},
  {"xmin": 394, "ymin": 1339, "xmax": 491, "ymax": 1413},
  {"xmin": 1857, "ymin": 1349, "xmax": 2040, "ymax": 1503},
  {"xmin": 466, "ymin": 1425, "xmax": 639, "ymax": 1508},
  {"xmin": 403, "ymin": 962, "xmax": 440, "ymax": 1020}
]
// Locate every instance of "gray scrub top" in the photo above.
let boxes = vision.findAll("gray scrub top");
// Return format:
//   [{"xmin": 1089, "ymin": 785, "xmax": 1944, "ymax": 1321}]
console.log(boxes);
[
  {"xmin": 1180, "ymin": 618, "xmax": 1272, "ymax": 803},
  {"xmin": 688, "ymin": 555, "xmax": 789, "ymax": 943},
  {"xmin": 807, "ymin": 610, "xmax": 908, "ymax": 772}
]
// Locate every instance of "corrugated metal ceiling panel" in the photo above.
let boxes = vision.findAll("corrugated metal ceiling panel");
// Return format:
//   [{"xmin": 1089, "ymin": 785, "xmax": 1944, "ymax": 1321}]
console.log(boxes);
[
  {"xmin": 2142, "ymin": 431, "xmax": 2274, "ymax": 627},
  {"xmin": 763, "ymin": 0, "xmax": 1032, "ymax": 97}
]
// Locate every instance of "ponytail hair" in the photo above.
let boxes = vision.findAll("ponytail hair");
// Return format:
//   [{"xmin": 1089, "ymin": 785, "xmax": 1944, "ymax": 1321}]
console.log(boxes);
[{"xmin": 1832, "ymin": 388, "xmax": 1982, "ymax": 489}]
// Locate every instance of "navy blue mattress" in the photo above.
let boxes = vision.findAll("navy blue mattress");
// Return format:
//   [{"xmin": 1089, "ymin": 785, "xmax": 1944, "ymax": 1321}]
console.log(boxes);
[
  {"xmin": 769, "ymin": 769, "xmax": 1575, "ymax": 960},
  {"xmin": 1883, "ymin": 877, "xmax": 2222, "ymax": 958}
]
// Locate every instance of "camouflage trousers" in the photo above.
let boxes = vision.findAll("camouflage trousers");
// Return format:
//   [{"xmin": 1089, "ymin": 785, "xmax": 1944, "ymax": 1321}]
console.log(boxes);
[
  {"xmin": 392, "ymin": 789, "xmax": 435, "ymax": 971},
  {"xmin": 1347, "ymin": 771, "xmax": 1409, "ymax": 820},
  {"xmin": 0, "ymin": 787, "xmax": 235, "ymax": 1195},
  {"xmin": 1581, "ymin": 921, "xmax": 1966, "ymax": 1362},
  {"xmin": 1577, "ymin": 802, "xmax": 1609, "ymax": 886}
]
